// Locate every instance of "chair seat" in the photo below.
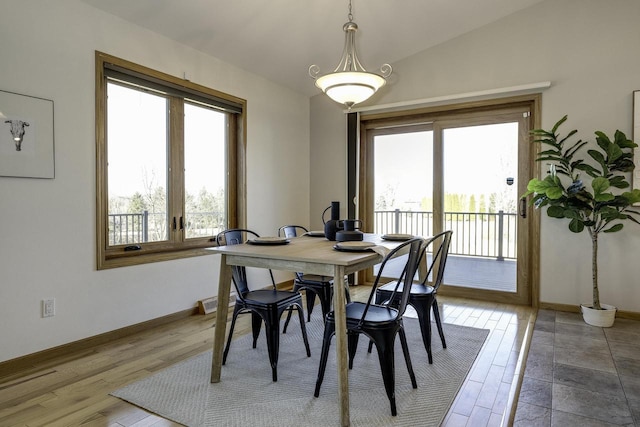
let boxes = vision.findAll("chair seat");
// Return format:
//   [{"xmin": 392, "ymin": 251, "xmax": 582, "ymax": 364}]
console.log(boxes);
[
  {"xmin": 242, "ymin": 289, "xmax": 301, "ymax": 306},
  {"xmin": 378, "ymin": 280, "xmax": 435, "ymax": 296},
  {"xmin": 326, "ymin": 302, "xmax": 399, "ymax": 326},
  {"xmin": 296, "ymin": 274, "xmax": 333, "ymax": 285}
]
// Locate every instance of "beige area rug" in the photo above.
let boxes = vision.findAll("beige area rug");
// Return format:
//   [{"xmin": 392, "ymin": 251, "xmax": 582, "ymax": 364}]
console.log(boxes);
[{"xmin": 111, "ymin": 310, "xmax": 488, "ymax": 427}]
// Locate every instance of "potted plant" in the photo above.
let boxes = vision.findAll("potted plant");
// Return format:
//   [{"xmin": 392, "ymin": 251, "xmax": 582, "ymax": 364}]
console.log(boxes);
[{"xmin": 523, "ymin": 115, "xmax": 640, "ymax": 327}]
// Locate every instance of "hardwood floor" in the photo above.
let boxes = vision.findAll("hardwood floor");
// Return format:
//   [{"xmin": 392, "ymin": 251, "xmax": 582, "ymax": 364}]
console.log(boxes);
[
  {"xmin": 440, "ymin": 296, "xmax": 533, "ymax": 426},
  {"xmin": 0, "ymin": 289, "xmax": 533, "ymax": 426}
]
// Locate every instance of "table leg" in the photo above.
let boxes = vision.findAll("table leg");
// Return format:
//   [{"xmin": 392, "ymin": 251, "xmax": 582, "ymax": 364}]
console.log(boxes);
[
  {"xmin": 211, "ymin": 255, "xmax": 233, "ymax": 383},
  {"xmin": 333, "ymin": 265, "xmax": 350, "ymax": 426}
]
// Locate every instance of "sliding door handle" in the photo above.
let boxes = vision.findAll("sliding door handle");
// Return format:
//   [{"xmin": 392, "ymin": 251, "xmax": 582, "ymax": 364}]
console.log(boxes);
[{"xmin": 519, "ymin": 198, "xmax": 527, "ymax": 218}]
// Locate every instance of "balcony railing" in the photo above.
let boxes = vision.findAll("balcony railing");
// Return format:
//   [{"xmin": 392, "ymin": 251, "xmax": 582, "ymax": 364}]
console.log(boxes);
[
  {"xmin": 374, "ymin": 209, "xmax": 517, "ymax": 260},
  {"xmin": 109, "ymin": 209, "xmax": 517, "ymax": 260},
  {"xmin": 108, "ymin": 211, "xmax": 224, "ymax": 246},
  {"xmin": 108, "ymin": 211, "xmax": 150, "ymax": 245}
]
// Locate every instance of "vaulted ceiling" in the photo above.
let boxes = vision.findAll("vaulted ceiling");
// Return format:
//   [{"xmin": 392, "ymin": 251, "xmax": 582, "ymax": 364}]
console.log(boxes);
[{"xmin": 81, "ymin": 0, "xmax": 544, "ymax": 97}]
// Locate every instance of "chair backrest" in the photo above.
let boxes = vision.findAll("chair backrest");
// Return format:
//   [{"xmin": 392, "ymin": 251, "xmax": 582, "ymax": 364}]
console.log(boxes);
[
  {"xmin": 420, "ymin": 230, "xmax": 453, "ymax": 292},
  {"xmin": 215, "ymin": 228, "xmax": 276, "ymax": 298},
  {"xmin": 359, "ymin": 237, "xmax": 425, "ymax": 325},
  {"xmin": 278, "ymin": 225, "xmax": 308, "ymax": 238}
]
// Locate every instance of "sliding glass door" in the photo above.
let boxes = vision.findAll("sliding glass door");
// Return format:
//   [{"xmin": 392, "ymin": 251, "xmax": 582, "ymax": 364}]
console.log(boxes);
[
  {"xmin": 440, "ymin": 119, "xmax": 519, "ymax": 294},
  {"xmin": 373, "ymin": 126, "xmax": 433, "ymax": 237},
  {"xmin": 358, "ymin": 99, "xmax": 539, "ymax": 305}
]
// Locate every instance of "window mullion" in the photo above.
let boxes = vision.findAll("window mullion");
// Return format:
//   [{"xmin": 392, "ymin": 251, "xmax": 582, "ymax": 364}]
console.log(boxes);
[{"xmin": 169, "ymin": 97, "xmax": 185, "ymax": 243}]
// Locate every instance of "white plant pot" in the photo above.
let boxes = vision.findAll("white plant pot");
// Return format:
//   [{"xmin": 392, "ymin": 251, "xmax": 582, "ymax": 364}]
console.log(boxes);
[{"xmin": 580, "ymin": 303, "xmax": 617, "ymax": 327}]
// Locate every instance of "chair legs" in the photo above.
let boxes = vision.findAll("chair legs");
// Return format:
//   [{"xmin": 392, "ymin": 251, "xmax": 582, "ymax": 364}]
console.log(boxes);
[
  {"xmin": 224, "ymin": 303, "xmax": 311, "ymax": 382},
  {"xmin": 367, "ymin": 295, "xmax": 448, "ymax": 364},
  {"xmin": 266, "ymin": 304, "xmax": 310, "ymax": 381},
  {"xmin": 368, "ymin": 329, "xmax": 399, "ymax": 415},
  {"xmin": 313, "ymin": 320, "xmax": 335, "ymax": 398},
  {"xmin": 432, "ymin": 300, "xmax": 447, "ymax": 349},
  {"xmin": 413, "ymin": 298, "xmax": 446, "ymax": 364},
  {"xmin": 347, "ymin": 332, "xmax": 359, "ymax": 369},
  {"xmin": 282, "ymin": 283, "xmax": 334, "ymax": 332},
  {"xmin": 295, "ymin": 304, "xmax": 312, "ymax": 358},
  {"xmin": 222, "ymin": 303, "xmax": 242, "ymax": 365},
  {"xmin": 315, "ymin": 320, "xmax": 416, "ymax": 417},
  {"xmin": 283, "ymin": 285, "xmax": 326, "ymax": 333},
  {"xmin": 302, "ymin": 284, "xmax": 332, "ymax": 322},
  {"xmin": 398, "ymin": 326, "xmax": 418, "ymax": 389},
  {"xmin": 251, "ymin": 311, "xmax": 262, "ymax": 348},
  {"xmin": 263, "ymin": 311, "xmax": 281, "ymax": 382},
  {"xmin": 414, "ymin": 302, "xmax": 433, "ymax": 364}
]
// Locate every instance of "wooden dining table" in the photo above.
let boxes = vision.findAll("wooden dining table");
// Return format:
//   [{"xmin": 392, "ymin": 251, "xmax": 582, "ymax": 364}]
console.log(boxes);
[{"xmin": 207, "ymin": 233, "xmax": 407, "ymax": 427}]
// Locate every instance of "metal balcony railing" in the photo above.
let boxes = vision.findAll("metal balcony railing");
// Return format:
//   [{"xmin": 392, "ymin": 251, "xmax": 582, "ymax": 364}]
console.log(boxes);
[
  {"xmin": 108, "ymin": 209, "xmax": 517, "ymax": 260},
  {"xmin": 108, "ymin": 211, "xmax": 224, "ymax": 246},
  {"xmin": 374, "ymin": 209, "xmax": 517, "ymax": 260}
]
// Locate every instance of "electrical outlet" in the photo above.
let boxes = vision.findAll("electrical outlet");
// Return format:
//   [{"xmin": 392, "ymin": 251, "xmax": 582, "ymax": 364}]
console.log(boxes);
[{"xmin": 43, "ymin": 298, "xmax": 55, "ymax": 317}]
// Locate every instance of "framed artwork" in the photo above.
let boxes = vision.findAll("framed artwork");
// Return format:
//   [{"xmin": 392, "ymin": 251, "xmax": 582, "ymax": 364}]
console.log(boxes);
[
  {"xmin": 634, "ymin": 90, "xmax": 640, "ymax": 194},
  {"xmin": 0, "ymin": 89, "xmax": 54, "ymax": 178}
]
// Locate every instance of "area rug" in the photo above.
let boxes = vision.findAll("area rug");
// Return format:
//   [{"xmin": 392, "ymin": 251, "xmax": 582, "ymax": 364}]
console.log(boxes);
[{"xmin": 111, "ymin": 311, "xmax": 489, "ymax": 427}]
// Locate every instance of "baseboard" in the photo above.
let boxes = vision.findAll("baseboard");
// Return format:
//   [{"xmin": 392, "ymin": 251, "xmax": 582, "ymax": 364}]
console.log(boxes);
[
  {"xmin": 0, "ymin": 307, "xmax": 198, "ymax": 380},
  {"xmin": 540, "ymin": 301, "xmax": 640, "ymax": 321},
  {"xmin": 0, "ymin": 279, "xmax": 297, "ymax": 380}
]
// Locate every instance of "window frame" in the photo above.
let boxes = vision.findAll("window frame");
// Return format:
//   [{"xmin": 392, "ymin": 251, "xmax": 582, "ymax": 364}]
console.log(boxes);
[{"xmin": 95, "ymin": 51, "xmax": 246, "ymax": 269}]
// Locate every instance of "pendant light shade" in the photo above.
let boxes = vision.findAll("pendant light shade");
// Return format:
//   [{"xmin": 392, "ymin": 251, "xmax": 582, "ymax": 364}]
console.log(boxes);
[{"xmin": 309, "ymin": 2, "xmax": 391, "ymax": 109}]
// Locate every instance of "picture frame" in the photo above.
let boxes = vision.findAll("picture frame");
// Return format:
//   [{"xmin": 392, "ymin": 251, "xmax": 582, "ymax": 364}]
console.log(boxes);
[
  {"xmin": 634, "ymin": 90, "xmax": 640, "ymax": 195},
  {"xmin": 0, "ymin": 89, "xmax": 55, "ymax": 178}
]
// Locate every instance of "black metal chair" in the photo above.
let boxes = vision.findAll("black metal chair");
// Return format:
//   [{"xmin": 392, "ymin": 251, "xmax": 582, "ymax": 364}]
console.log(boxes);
[
  {"xmin": 314, "ymin": 237, "xmax": 425, "ymax": 416},
  {"xmin": 215, "ymin": 228, "xmax": 311, "ymax": 382},
  {"xmin": 278, "ymin": 225, "xmax": 350, "ymax": 330},
  {"xmin": 371, "ymin": 230, "xmax": 453, "ymax": 364}
]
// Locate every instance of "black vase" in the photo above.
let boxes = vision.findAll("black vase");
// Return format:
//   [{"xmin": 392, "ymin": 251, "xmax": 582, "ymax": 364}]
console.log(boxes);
[
  {"xmin": 323, "ymin": 201, "xmax": 341, "ymax": 241},
  {"xmin": 336, "ymin": 219, "xmax": 364, "ymax": 242}
]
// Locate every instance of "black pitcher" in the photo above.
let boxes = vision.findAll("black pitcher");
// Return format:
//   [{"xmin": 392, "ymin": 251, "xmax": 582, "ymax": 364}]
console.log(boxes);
[{"xmin": 322, "ymin": 201, "xmax": 341, "ymax": 241}]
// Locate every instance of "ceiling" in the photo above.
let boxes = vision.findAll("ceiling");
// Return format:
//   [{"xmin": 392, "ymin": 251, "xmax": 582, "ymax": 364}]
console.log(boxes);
[{"xmin": 81, "ymin": 0, "xmax": 544, "ymax": 97}]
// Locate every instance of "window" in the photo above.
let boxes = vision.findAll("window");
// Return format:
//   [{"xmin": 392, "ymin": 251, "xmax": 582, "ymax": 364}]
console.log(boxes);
[{"xmin": 95, "ymin": 52, "xmax": 246, "ymax": 269}]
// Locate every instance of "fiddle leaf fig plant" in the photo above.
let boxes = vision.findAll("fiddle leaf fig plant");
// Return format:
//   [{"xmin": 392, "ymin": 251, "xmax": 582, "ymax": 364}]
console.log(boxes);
[{"xmin": 523, "ymin": 115, "xmax": 640, "ymax": 310}]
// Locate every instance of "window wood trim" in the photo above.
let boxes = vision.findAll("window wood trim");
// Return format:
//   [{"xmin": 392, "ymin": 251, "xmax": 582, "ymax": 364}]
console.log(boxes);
[{"xmin": 95, "ymin": 51, "xmax": 246, "ymax": 269}]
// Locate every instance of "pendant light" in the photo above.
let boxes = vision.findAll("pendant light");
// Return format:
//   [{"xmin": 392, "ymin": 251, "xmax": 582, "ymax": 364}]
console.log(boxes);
[{"xmin": 309, "ymin": 0, "xmax": 392, "ymax": 110}]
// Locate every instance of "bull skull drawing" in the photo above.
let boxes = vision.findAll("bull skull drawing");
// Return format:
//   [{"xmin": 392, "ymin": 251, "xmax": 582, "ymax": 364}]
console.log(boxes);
[{"xmin": 4, "ymin": 120, "xmax": 29, "ymax": 151}]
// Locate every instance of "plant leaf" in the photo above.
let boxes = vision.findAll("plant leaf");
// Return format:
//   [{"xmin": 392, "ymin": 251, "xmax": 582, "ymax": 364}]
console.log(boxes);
[
  {"xmin": 588, "ymin": 149, "xmax": 606, "ymax": 171},
  {"xmin": 614, "ymin": 130, "xmax": 637, "ymax": 148},
  {"xmin": 547, "ymin": 205, "xmax": 565, "ymax": 218},
  {"xmin": 592, "ymin": 177, "xmax": 610, "ymax": 194},
  {"xmin": 623, "ymin": 189, "xmax": 640, "ymax": 204},
  {"xmin": 550, "ymin": 115, "xmax": 568, "ymax": 134},
  {"xmin": 603, "ymin": 223, "xmax": 624, "ymax": 233},
  {"xmin": 569, "ymin": 218, "xmax": 585, "ymax": 233}
]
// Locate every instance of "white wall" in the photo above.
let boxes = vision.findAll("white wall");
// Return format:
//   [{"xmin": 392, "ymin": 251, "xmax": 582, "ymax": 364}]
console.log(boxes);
[
  {"xmin": 310, "ymin": 0, "xmax": 640, "ymax": 312},
  {"xmin": 0, "ymin": 0, "xmax": 310, "ymax": 362},
  {"xmin": 309, "ymin": 95, "xmax": 350, "ymax": 230}
]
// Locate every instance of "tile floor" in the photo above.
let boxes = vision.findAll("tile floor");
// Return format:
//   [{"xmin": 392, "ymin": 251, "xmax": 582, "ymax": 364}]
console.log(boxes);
[{"xmin": 514, "ymin": 309, "xmax": 640, "ymax": 426}]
